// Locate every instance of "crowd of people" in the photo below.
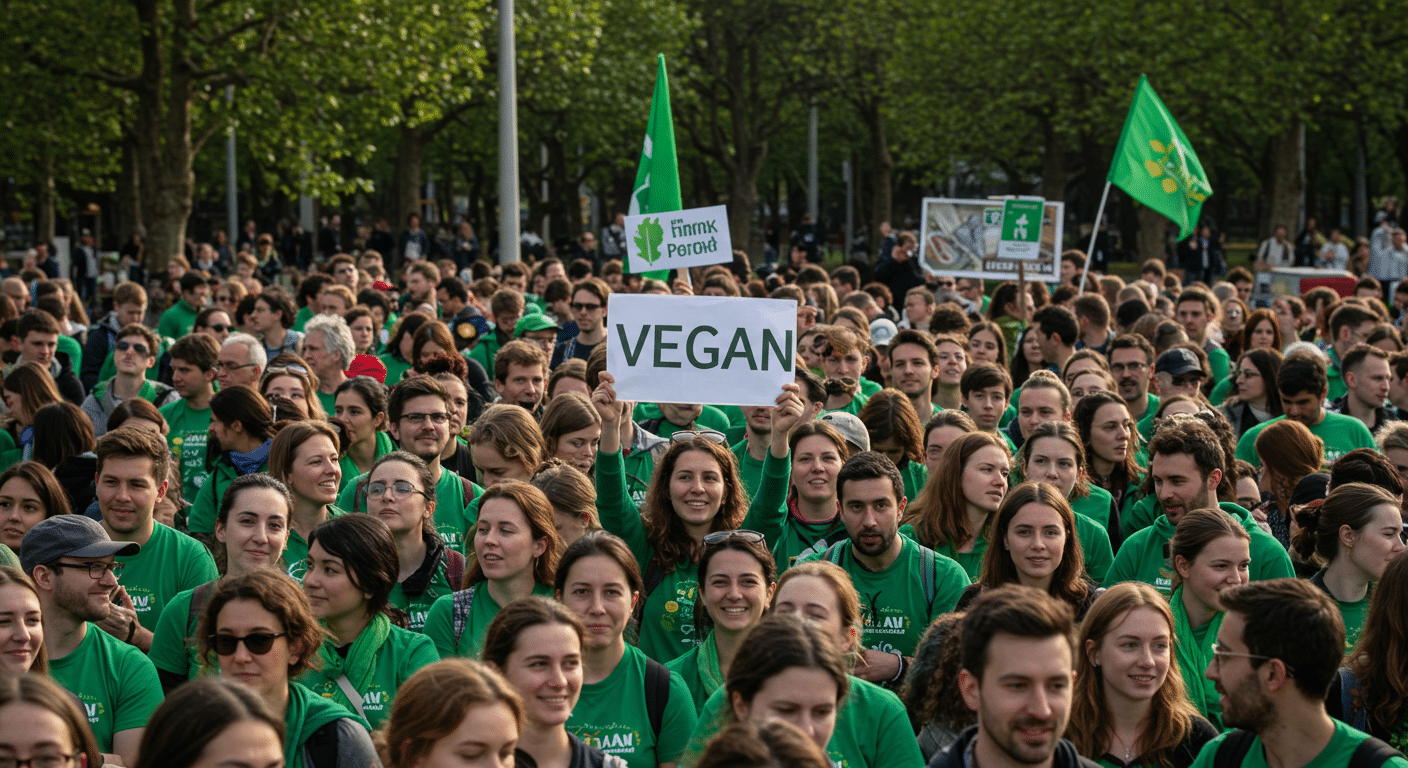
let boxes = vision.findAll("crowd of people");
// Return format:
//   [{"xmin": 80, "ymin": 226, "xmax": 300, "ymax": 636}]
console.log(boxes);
[{"xmin": 2, "ymin": 228, "xmax": 1408, "ymax": 768}]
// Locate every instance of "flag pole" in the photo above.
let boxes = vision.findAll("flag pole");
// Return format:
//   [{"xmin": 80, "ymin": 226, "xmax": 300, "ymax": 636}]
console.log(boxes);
[{"xmin": 1077, "ymin": 181, "xmax": 1112, "ymax": 293}]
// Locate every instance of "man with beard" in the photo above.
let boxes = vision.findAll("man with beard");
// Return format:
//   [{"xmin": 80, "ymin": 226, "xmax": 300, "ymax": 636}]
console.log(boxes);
[
  {"xmin": 800, "ymin": 452, "xmax": 968, "ymax": 689},
  {"xmin": 729, "ymin": 402, "xmax": 775, "ymax": 499},
  {"xmin": 1192, "ymin": 579, "xmax": 1407, "ymax": 768},
  {"xmin": 336, "ymin": 376, "xmax": 478, "ymax": 554},
  {"xmin": 492, "ymin": 339, "xmax": 549, "ymax": 416},
  {"xmin": 929, "ymin": 585, "xmax": 1099, "ymax": 768},
  {"xmin": 1109, "ymin": 334, "xmax": 1160, "ymax": 442},
  {"xmin": 1104, "ymin": 419, "xmax": 1291, "ymax": 592},
  {"xmin": 23, "ymin": 515, "xmax": 162, "ymax": 766},
  {"xmin": 888, "ymin": 329, "xmax": 942, "ymax": 419},
  {"xmin": 96, "ymin": 427, "xmax": 218, "ymax": 649}
]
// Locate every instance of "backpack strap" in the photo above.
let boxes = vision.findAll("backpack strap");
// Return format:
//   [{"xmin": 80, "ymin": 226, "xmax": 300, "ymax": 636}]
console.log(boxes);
[
  {"xmin": 920, "ymin": 546, "xmax": 937, "ymax": 610},
  {"xmin": 643, "ymin": 657, "xmax": 671, "ymax": 742},
  {"xmin": 1213, "ymin": 729, "xmax": 1258, "ymax": 768},
  {"xmin": 452, "ymin": 587, "xmax": 477, "ymax": 645},
  {"xmin": 630, "ymin": 561, "xmax": 668, "ymax": 634},
  {"xmin": 352, "ymin": 474, "xmax": 369, "ymax": 514},
  {"xmin": 444, "ymin": 548, "xmax": 466, "ymax": 593},
  {"xmin": 186, "ymin": 581, "xmax": 216, "ymax": 648},
  {"xmin": 1349, "ymin": 736, "xmax": 1405, "ymax": 768},
  {"xmin": 822, "ymin": 541, "xmax": 847, "ymax": 565},
  {"xmin": 459, "ymin": 473, "xmax": 475, "ymax": 507}
]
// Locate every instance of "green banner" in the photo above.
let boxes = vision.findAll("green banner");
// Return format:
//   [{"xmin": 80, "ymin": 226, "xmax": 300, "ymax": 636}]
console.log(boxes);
[
  {"xmin": 1107, "ymin": 75, "xmax": 1212, "ymax": 239},
  {"xmin": 625, "ymin": 54, "xmax": 681, "ymax": 279}
]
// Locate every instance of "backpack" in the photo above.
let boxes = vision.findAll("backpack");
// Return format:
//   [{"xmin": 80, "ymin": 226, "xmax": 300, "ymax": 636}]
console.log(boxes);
[
  {"xmin": 1212, "ymin": 729, "xmax": 1401, "ymax": 768},
  {"xmin": 822, "ymin": 541, "xmax": 941, "ymax": 609}
]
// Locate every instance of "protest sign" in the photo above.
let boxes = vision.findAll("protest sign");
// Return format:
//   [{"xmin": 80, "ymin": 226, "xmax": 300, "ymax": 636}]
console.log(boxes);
[
  {"xmin": 917, "ymin": 197, "xmax": 1064, "ymax": 282},
  {"xmin": 624, "ymin": 204, "xmax": 733, "ymax": 274},
  {"xmin": 996, "ymin": 199, "xmax": 1044, "ymax": 261},
  {"xmin": 607, "ymin": 294, "xmax": 795, "ymax": 407}
]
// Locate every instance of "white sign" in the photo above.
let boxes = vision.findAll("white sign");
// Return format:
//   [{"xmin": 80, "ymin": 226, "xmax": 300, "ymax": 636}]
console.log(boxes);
[
  {"xmin": 917, "ymin": 197, "xmax": 1065, "ymax": 282},
  {"xmin": 624, "ymin": 204, "xmax": 734, "ymax": 273},
  {"xmin": 607, "ymin": 294, "xmax": 795, "ymax": 407}
]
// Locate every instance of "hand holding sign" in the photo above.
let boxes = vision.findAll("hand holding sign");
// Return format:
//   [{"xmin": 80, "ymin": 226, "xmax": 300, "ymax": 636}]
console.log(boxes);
[{"xmin": 769, "ymin": 383, "xmax": 806, "ymax": 459}]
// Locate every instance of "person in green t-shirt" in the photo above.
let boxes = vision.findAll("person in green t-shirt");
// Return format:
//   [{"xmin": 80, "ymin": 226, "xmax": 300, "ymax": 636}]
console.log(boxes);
[
  {"xmin": 772, "ymin": 421, "xmax": 850, "ymax": 573},
  {"xmin": 268, "ymin": 422, "xmax": 345, "ymax": 583},
  {"xmin": 149, "ymin": 474, "xmax": 293, "ymax": 691},
  {"xmin": 1018, "ymin": 422, "xmax": 1117, "ymax": 581},
  {"xmin": 814, "ymin": 325, "xmax": 872, "ymax": 414},
  {"xmin": 161, "ymin": 334, "xmax": 219, "ymax": 504},
  {"xmin": 556, "ymin": 531, "xmax": 699, "ymax": 768},
  {"xmin": 1235, "ymin": 355, "xmax": 1377, "ymax": 468},
  {"xmin": 887, "ymin": 329, "xmax": 943, "ymax": 426},
  {"xmin": 856, "ymin": 388, "xmax": 930, "ymax": 505},
  {"xmin": 158, "ymin": 272, "xmax": 210, "ymax": 340},
  {"xmin": 303, "ymin": 314, "xmax": 353, "ymax": 417},
  {"xmin": 466, "ymin": 288, "xmax": 524, "ymax": 382},
  {"xmin": 23, "ymin": 514, "xmax": 158, "ymax": 765},
  {"xmin": 200, "ymin": 569, "xmax": 380, "ymax": 768},
  {"xmin": 299, "ymin": 515, "xmax": 438, "ymax": 729},
  {"xmin": 959, "ymin": 362, "xmax": 1012, "ymax": 443},
  {"xmin": 373, "ymin": 451, "xmax": 467, "ymax": 634},
  {"xmin": 899, "ymin": 431, "xmax": 1012, "ymax": 579},
  {"xmin": 96, "ymin": 426, "xmax": 219, "ymax": 650},
  {"xmin": 333, "ymin": 376, "xmax": 395, "ymax": 488},
  {"xmin": 423, "ymin": 480, "xmax": 559, "ymax": 656},
  {"xmin": 1295, "ymin": 483, "xmax": 1405, "ymax": 654},
  {"xmin": 1191, "ymin": 578, "xmax": 1408, "ymax": 768},
  {"xmin": 799, "ymin": 452, "xmax": 969, "ymax": 684}
]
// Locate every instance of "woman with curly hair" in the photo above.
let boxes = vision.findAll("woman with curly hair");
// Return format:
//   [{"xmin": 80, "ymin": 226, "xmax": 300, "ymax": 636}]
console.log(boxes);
[
  {"xmin": 591, "ymin": 372, "xmax": 800, "ymax": 663},
  {"xmin": 1066, "ymin": 582, "xmax": 1217, "ymax": 768}
]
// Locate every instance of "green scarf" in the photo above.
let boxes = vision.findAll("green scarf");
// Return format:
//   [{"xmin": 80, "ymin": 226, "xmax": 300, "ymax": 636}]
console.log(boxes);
[
  {"xmin": 312, "ymin": 613, "xmax": 391, "ymax": 712},
  {"xmin": 697, "ymin": 630, "xmax": 724, "ymax": 701},
  {"xmin": 284, "ymin": 682, "xmax": 360, "ymax": 768},
  {"xmin": 1170, "ymin": 586, "xmax": 1223, "ymax": 728}
]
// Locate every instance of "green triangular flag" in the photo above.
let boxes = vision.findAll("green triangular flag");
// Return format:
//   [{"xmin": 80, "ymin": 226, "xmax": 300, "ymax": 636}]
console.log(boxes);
[
  {"xmin": 625, "ymin": 54, "xmax": 681, "ymax": 278},
  {"xmin": 1107, "ymin": 75, "xmax": 1212, "ymax": 240}
]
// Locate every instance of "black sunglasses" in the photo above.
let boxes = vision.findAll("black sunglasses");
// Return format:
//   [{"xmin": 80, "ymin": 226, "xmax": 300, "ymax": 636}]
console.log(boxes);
[
  {"xmin": 115, "ymin": 340, "xmax": 151, "ymax": 356},
  {"xmin": 204, "ymin": 323, "xmax": 230, "ymax": 333},
  {"xmin": 211, "ymin": 632, "xmax": 287, "ymax": 656}
]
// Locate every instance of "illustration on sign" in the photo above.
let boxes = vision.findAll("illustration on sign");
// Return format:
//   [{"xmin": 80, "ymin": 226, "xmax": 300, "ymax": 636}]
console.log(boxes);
[{"xmin": 917, "ymin": 197, "xmax": 1064, "ymax": 282}]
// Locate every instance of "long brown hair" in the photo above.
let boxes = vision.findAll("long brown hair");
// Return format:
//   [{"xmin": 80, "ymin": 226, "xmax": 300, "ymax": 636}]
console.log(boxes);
[
  {"xmin": 465, "ymin": 481, "xmax": 562, "ymax": 589},
  {"xmin": 0, "ymin": 672, "xmax": 100, "ymax": 766},
  {"xmin": 1069, "ymin": 583, "xmax": 1200, "ymax": 768},
  {"xmin": 979, "ymin": 482, "xmax": 1088, "ymax": 608},
  {"xmin": 903, "ymin": 431, "xmax": 1009, "ymax": 549},
  {"xmin": 642, "ymin": 438, "xmax": 749, "ymax": 572},
  {"xmin": 1255, "ymin": 419, "xmax": 1322, "ymax": 517},
  {"xmin": 1292, "ymin": 482, "xmax": 1400, "ymax": 566},
  {"xmin": 1346, "ymin": 552, "xmax": 1408, "ymax": 731},
  {"xmin": 857, "ymin": 389, "xmax": 923, "ymax": 467},
  {"xmin": 1240, "ymin": 309, "xmax": 1283, "ymax": 354},
  {"xmin": 1019, "ymin": 421, "xmax": 1093, "ymax": 501}
]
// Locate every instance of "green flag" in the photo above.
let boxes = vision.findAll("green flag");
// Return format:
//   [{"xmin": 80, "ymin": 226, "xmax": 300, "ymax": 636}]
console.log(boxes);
[
  {"xmin": 1107, "ymin": 75, "xmax": 1212, "ymax": 239},
  {"xmin": 626, "ymin": 54, "xmax": 681, "ymax": 278}
]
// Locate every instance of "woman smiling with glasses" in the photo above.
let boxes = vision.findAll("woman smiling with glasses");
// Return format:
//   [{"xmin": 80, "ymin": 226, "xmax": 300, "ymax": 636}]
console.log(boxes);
[{"xmin": 200, "ymin": 568, "xmax": 380, "ymax": 768}]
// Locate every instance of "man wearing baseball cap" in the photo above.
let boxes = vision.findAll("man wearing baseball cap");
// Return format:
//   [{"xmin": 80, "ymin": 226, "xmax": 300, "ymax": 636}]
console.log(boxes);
[
  {"xmin": 23, "ymin": 515, "xmax": 162, "ymax": 766},
  {"xmin": 1154, "ymin": 347, "xmax": 1208, "ymax": 400}
]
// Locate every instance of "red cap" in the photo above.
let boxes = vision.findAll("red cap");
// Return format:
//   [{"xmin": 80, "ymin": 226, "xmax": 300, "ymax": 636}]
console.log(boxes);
[
  {"xmin": 372, "ymin": 280, "xmax": 395, "ymax": 292},
  {"xmin": 346, "ymin": 354, "xmax": 387, "ymax": 384}
]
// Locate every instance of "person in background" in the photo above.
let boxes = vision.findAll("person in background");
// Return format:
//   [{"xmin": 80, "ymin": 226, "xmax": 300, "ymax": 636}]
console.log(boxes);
[{"xmin": 130, "ymin": 677, "xmax": 284, "ymax": 768}]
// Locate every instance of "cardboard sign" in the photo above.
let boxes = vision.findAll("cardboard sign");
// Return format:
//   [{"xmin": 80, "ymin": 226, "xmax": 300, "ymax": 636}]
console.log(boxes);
[
  {"xmin": 916, "ymin": 197, "xmax": 1064, "ymax": 282},
  {"xmin": 624, "ymin": 205, "xmax": 734, "ymax": 274},
  {"xmin": 607, "ymin": 294, "xmax": 795, "ymax": 407}
]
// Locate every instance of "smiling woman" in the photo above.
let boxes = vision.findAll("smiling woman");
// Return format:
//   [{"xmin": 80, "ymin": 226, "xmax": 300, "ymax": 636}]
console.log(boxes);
[
  {"xmin": 268, "ymin": 422, "xmax": 344, "ymax": 582},
  {"xmin": 901, "ymin": 432, "xmax": 1012, "ymax": 579}
]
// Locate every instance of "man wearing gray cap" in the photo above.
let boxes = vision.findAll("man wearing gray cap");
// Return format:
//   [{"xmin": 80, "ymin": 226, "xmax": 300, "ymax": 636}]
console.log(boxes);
[
  {"xmin": 23, "ymin": 514, "xmax": 162, "ymax": 766},
  {"xmin": 1154, "ymin": 347, "xmax": 1208, "ymax": 400}
]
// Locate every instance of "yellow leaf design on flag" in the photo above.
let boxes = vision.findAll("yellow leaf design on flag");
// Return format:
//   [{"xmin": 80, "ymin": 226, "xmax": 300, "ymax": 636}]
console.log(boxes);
[
  {"xmin": 1150, "ymin": 140, "xmax": 1167, "ymax": 153},
  {"xmin": 1145, "ymin": 160, "xmax": 1163, "ymax": 177},
  {"xmin": 1162, "ymin": 179, "xmax": 1178, "ymax": 194}
]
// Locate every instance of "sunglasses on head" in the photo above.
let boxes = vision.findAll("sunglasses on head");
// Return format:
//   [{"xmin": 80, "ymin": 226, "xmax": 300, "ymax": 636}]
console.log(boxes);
[
  {"xmin": 702, "ymin": 529, "xmax": 765, "ymax": 546},
  {"xmin": 210, "ymin": 631, "xmax": 286, "ymax": 656},
  {"xmin": 115, "ymin": 340, "xmax": 150, "ymax": 356},
  {"xmin": 671, "ymin": 429, "xmax": 728, "ymax": 445}
]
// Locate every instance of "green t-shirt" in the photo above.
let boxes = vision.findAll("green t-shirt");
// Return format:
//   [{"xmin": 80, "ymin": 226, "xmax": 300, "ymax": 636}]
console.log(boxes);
[
  {"xmin": 1209, "ymin": 375, "xmax": 1232, "ymax": 407},
  {"xmin": 423, "ymin": 583, "xmax": 555, "ymax": 658},
  {"xmin": 158, "ymin": 298, "xmax": 200, "ymax": 340},
  {"xmin": 115, "ymin": 522, "xmax": 219, "ymax": 632},
  {"xmin": 665, "ymin": 636, "xmax": 723, "ymax": 714},
  {"xmin": 160, "ymin": 398, "xmax": 212, "ymax": 504},
  {"xmin": 799, "ymin": 537, "xmax": 967, "ymax": 657},
  {"xmin": 49, "ymin": 625, "xmax": 163, "ymax": 752},
  {"xmin": 1311, "ymin": 569, "xmax": 1370, "ymax": 653},
  {"xmin": 189, "ymin": 458, "xmax": 266, "ymax": 535},
  {"xmin": 900, "ymin": 460, "xmax": 928, "ymax": 504},
  {"xmin": 1103, "ymin": 503, "xmax": 1294, "ymax": 594},
  {"xmin": 293, "ymin": 305, "xmax": 314, "ymax": 332},
  {"xmin": 596, "ymin": 447, "xmax": 791, "ymax": 663},
  {"xmin": 568, "ymin": 644, "xmax": 698, "ymax": 768},
  {"xmin": 1071, "ymin": 484, "xmax": 1116, "ymax": 534},
  {"xmin": 378, "ymin": 352, "xmax": 412, "ymax": 386},
  {"xmin": 1235, "ymin": 412, "xmax": 1376, "ymax": 468},
  {"xmin": 297, "ymin": 623, "xmax": 438, "ymax": 730},
  {"xmin": 337, "ymin": 468, "xmax": 480, "ymax": 555},
  {"xmin": 58, "ymin": 333, "xmax": 82, "ymax": 373},
  {"xmin": 631, "ymin": 403, "xmax": 733, "ymax": 439},
  {"xmin": 388, "ymin": 548, "xmax": 461, "ymax": 634},
  {"xmin": 1207, "ymin": 344, "xmax": 1231, "ymax": 389},
  {"xmin": 149, "ymin": 583, "xmax": 215, "ymax": 680},
  {"xmin": 337, "ymin": 432, "xmax": 396, "ymax": 492},
  {"xmin": 1188, "ymin": 719, "xmax": 1408, "ymax": 768},
  {"xmin": 729, "ymin": 437, "xmax": 767, "ymax": 500},
  {"xmin": 680, "ymin": 675, "xmax": 922, "ymax": 768},
  {"xmin": 285, "ymin": 506, "xmax": 346, "ymax": 583},
  {"xmin": 316, "ymin": 388, "xmax": 336, "ymax": 420},
  {"xmin": 1135, "ymin": 392, "xmax": 1160, "ymax": 443},
  {"xmin": 773, "ymin": 508, "xmax": 847, "ymax": 574},
  {"xmin": 1327, "ymin": 347, "xmax": 1348, "ymax": 403}
]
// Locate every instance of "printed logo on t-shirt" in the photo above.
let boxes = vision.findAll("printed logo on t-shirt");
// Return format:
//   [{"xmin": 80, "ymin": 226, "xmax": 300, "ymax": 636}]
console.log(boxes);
[
  {"xmin": 577, "ymin": 725, "xmax": 643, "ymax": 756},
  {"xmin": 287, "ymin": 559, "xmax": 307, "ymax": 583},
  {"xmin": 437, "ymin": 524, "xmax": 463, "ymax": 553},
  {"xmin": 360, "ymin": 684, "xmax": 390, "ymax": 718},
  {"xmin": 126, "ymin": 586, "xmax": 156, "ymax": 619},
  {"xmin": 1154, "ymin": 575, "xmax": 1172, "ymax": 594},
  {"xmin": 407, "ymin": 608, "xmax": 430, "ymax": 633},
  {"xmin": 75, "ymin": 692, "xmax": 106, "ymax": 726},
  {"xmin": 656, "ymin": 581, "xmax": 697, "ymax": 648},
  {"xmin": 174, "ymin": 431, "xmax": 208, "ymax": 489}
]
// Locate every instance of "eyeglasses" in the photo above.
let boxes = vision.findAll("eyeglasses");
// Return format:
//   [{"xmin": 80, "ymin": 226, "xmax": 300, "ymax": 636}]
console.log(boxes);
[
  {"xmin": 400, "ymin": 411, "xmax": 450, "ymax": 425},
  {"xmin": 48, "ymin": 561, "xmax": 124, "ymax": 580},
  {"xmin": 671, "ymin": 429, "xmax": 728, "ymax": 445},
  {"xmin": 1209, "ymin": 643, "xmax": 1286, "ymax": 673},
  {"xmin": 203, "ymin": 323, "xmax": 230, "ymax": 333},
  {"xmin": 266, "ymin": 364, "xmax": 309, "ymax": 376},
  {"xmin": 571, "ymin": 302, "xmax": 603, "ymax": 312},
  {"xmin": 366, "ymin": 480, "xmax": 430, "ymax": 499},
  {"xmin": 210, "ymin": 632, "xmax": 287, "ymax": 656},
  {"xmin": 934, "ymin": 280, "xmax": 955, "ymax": 289},
  {"xmin": 213, "ymin": 361, "xmax": 257, "ymax": 373},
  {"xmin": 1109, "ymin": 361, "xmax": 1147, "ymax": 374},
  {"xmin": 0, "ymin": 752, "xmax": 74, "ymax": 768},
  {"xmin": 703, "ymin": 529, "xmax": 765, "ymax": 546},
  {"xmin": 115, "ymin": 340, "xmax": 151, "ymax": 356}
]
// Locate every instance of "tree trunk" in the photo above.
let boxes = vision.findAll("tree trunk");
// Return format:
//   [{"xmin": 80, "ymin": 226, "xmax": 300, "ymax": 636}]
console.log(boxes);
[
  {"xmin": 1136, "ymin": 205, "xmax": 1170, "ymax": 266},
  {"xmin": 35, "ymin": 146, "xmax": 55, "ymax": 245},
  {"xmin": 868, "ymin": 104, "xmax": 893, "ymax": 258},
  {"xmin": 118, "ymin": 135, "xmax": 143, "ymax": 242},
  {"xmin": 1262, "ymin": 121, "xmax": 1302, "ymax": 240},
  {"xmin": 131, "ymin": 0, "xmax": 196, "ymax": 272},
  {"xmin": 1040, "ymin": 117, "xmax": 1068, "ymax": 202},
  {"xmin": 396, "ymin": 124, "xmax": 427, "ymax": 231}
]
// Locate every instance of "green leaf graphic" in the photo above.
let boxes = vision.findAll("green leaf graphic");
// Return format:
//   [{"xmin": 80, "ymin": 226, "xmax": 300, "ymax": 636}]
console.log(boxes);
[{"xmin": 634, "ymin": 217, "xmax": 665, "ymax": 264}]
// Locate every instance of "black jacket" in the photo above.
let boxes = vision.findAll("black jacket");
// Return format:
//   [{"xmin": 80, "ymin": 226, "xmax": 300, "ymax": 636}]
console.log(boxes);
[{"xmin": 928, "ymin": 726, "xmax": 1100, "ymax": 768}]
